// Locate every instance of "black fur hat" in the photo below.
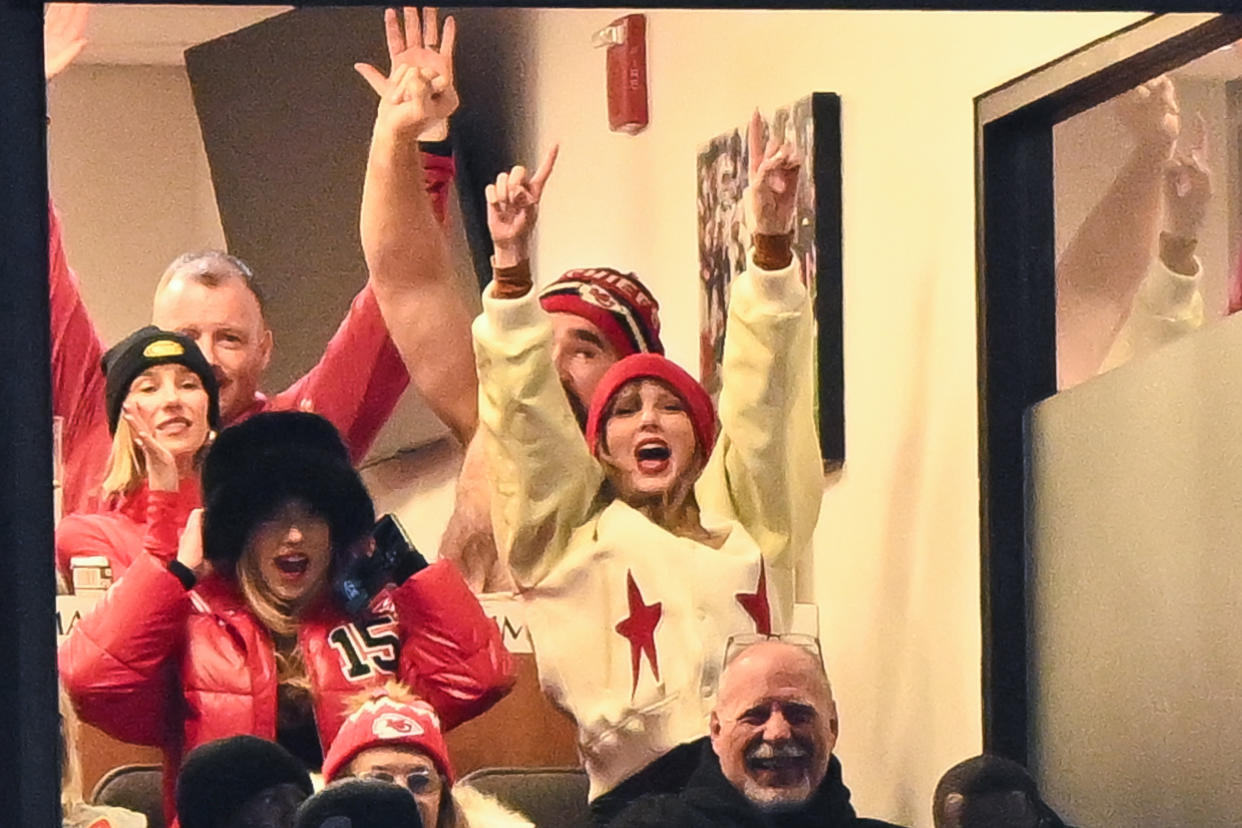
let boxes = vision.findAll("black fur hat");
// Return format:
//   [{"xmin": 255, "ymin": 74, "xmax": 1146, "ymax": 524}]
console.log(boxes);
[
  {"xmin": 200, "ymin": 411, "xmax": 374, "ymax": 573},
  {"xmin": 293, "ymin": 778, "xmax": 423, "ymax": 828},
  {"xmin": 176, "ymin": 735, "xmax": 313, "ymax": 828}
]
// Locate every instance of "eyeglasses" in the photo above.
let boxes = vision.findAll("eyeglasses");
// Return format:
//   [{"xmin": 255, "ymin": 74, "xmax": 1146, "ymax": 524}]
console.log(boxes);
[
  {"xmin": 358, "ymin": 768, "xmax": 441, "ymax": 795},
  {"xmin": 722, "ymin": 632, "xmax": 825, "ymax": 672}
]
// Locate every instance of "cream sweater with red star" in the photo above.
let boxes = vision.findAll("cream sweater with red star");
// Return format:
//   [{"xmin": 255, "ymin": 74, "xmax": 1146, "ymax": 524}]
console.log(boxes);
[{"xmin": 472, "ymin": 256, "xmax": 823, "ymax": 801}]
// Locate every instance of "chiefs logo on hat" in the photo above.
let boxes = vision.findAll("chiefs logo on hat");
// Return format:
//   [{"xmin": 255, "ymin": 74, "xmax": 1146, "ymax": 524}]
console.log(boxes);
[
  {"xmin": 373, "ymin": 712, "xmax": 424, "ymax": 740},
  {"xmin": 142, "ymin": 339, "xmax": 185, "ymax": 359},
  {"xmin": 586, "ymin": 285, "xmax": 618, "ymax": 309}
]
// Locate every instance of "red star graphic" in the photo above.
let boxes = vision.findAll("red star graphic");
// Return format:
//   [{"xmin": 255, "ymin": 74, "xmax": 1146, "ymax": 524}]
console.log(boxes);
[
  {"xmin": 736, "ymin": 560, "xmax": 772, "ymax": 634},
  {"xmin": 615, "ymin": 570, "xmax": 662, "ymax": 695}
]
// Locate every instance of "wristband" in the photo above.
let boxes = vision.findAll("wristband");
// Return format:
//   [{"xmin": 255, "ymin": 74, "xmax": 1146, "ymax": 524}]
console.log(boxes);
[
  {"xmin": 168, "ymin": 560, "xmax": 197, "ymax": 591},
  {"xmin": 753, "ymin": 232, "xmax": 795, "ymax": 270},
  {"xmin": 418, "ymin": 138, "xmax": 453, "ymax": 158},
  {"xmin": 493, "ymin": 259, "xmax": 534, "ymax": 298}
]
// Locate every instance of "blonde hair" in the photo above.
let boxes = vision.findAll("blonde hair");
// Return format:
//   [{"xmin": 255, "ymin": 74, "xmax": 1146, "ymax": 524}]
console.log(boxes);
[
  {"xmin": 59, "ymin": 682, "xmax": 84, "ymax": 811},
  {"xmin": 99, "ymin": 418, "xmax": 145, "ymax": 499},
  {"xmin": 99, "ymin": 415, "xmax": 213, "ymax": 500},
  {"xmin": 343, "ymin": 679, "xmax": 420, "ymax": 713},
  {"xmin": 236, "ymin": 544, "xmax": 333, "ymax": 693}
]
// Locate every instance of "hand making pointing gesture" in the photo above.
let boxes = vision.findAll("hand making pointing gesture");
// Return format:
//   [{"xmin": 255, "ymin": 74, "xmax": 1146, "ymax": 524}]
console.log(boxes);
[{"xmin": 486, "ymin": 145, "xmax": 561, "ymax": 268}]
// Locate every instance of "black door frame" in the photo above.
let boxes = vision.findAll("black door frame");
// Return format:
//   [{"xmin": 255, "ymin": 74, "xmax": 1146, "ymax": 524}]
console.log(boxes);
[{"xmin": 975, "ymin": 11, "xmax": 1242, "ymax": 764}]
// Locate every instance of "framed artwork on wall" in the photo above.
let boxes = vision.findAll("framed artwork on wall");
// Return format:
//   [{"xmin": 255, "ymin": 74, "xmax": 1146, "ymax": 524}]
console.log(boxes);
[{"xmin": 696, "ymin": 92, "xmax": 843, "ymax": 467}]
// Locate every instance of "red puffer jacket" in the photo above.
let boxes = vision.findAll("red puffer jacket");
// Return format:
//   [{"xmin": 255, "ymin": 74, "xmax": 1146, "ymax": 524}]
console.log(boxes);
[{"xmin": 59, "ymin": 552, "xmax": 514, "ymax": 825}]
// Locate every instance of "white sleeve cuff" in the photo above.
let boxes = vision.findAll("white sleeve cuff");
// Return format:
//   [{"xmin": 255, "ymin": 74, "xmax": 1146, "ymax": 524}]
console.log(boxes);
[
  {"xmin": 1140, "ymin": 257, "xmax": 1202, "ymax": 313},
  {"xmin": 482, "ymin": 282, "xmax": 546, "ymax": 332},
  {"xmin": 744, "ymin": 254, "xmax": 808, "ymax": 313}
]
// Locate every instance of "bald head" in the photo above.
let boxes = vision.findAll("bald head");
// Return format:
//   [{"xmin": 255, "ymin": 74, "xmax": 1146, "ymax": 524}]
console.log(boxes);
[{"xmin": 710, "ymin": 641, "xmax": 837, "ymax": 810}]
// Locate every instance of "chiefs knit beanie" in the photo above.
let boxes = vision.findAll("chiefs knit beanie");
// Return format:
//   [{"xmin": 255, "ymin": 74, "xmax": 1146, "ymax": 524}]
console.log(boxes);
[
  {"xmin": 322, "ymin": 690, "xmax": 453, "ymax": 785},
  {"xmin": 200, "ymin": 411, "xmax": 373, "ymax": 573},
  {"xmin": 101, "ymin": 325, "xmax": 220, "ymax": 434},
  {"xmin": 293, "ymin": 778, "xmax": 423, "ymax": 828},
  {"xmin": 539, "ymin": 267, "xmax": 663, "ymax": 356},
  {"xmin": 175, "ymin": 735, "xmax": 313, "ymax": 828},
  {"xmin": 585, "ymin": 353, "xmax": 717, "ymax": 458}
]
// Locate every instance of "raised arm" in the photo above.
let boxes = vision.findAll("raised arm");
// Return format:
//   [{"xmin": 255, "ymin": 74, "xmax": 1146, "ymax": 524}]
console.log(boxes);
[
  {"xmin": 1056, "ymin": 75, "xmax": 1181, "ymax": 388},
  {"xmin": 1101, "ymin": 114, "xmax": 1210, "ymax": 371},
  {"xmin": 471, "ymin": 150, "xmax": 602, "ymax": 588},
  {"xmin": 696, "ymin": 111, "xmax": 822, "ymax": 616},
  {"xmin": 45, "ymin": 6, "xmax": 116, "ymax": 514},
  {"xmin": 356, "ymin": 8, "xmax": 477, "ymax": 446},
  {"xmin": 44, "ymin": 3, "xmax": 89, "ymax": 81}
]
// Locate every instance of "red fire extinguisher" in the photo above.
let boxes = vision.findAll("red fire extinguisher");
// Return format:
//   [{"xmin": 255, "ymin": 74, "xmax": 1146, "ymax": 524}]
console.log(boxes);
[{"xmin": 593, "ymin": 14, "xmax": 648, "ymax": 135}]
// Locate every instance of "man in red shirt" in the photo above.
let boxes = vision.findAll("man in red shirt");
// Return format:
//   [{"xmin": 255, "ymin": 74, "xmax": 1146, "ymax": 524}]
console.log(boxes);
[{"xmin": 48, "ymin": 7, "xmax": 473, "ymax": 516}]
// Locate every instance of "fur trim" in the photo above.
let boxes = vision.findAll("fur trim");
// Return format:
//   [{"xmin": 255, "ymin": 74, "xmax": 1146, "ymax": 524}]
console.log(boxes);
[{"xmin": 452, "ymin": 785, "xmax": 535, "ymax": 828}]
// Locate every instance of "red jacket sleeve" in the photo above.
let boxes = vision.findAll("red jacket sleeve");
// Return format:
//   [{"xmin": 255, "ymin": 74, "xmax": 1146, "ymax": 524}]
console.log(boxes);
[
  {"xmin": 391, "ymin": 559, "xmax": 515, "ymax": 731},
  {"xmin": 56, "ymin": 487, "xmax": 194, "ymax": 582},
  {"xmin": 58, "ymin": 552, "xmax": 191, "ymax": 746},
  {"xmin": 49, "ymin": 201, "xmax": 113, "ymax": 515},
  {"xmin": 267, "ymin": 151, "xmax": 457, "ymax": 464},
  {"xmin": 268, "ymin": 285, "xmax": 410, "ymax": 465}
]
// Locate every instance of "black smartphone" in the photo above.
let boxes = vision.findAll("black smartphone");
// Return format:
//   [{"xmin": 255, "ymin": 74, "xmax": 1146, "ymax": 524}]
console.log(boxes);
[{"xmin": 334, "ymin": 514, "xmax": 420, "ymax": 616}]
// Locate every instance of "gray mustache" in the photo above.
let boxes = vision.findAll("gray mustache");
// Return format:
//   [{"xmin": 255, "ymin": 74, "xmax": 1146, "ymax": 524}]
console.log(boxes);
[{"xmin": 747, "ymin": 741, "xmax": 809, "ymax": 761}]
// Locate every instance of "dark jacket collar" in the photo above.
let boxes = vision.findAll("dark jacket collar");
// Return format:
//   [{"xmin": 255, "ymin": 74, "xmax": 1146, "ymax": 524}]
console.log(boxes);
[{"xmin": 678, "ymin": 738, "xmax": 862, "ymax": 828}]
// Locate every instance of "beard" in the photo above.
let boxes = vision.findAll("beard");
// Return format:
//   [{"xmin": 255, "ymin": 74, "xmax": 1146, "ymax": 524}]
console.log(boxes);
[{"xmin": 741, "ymin": 740, "xmax": 816, "ymax": 811}]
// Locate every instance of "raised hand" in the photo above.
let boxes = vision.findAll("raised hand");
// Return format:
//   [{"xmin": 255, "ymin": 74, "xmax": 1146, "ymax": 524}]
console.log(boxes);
[
  {"xmin": 44, "ymin": 3, "xmax": 90, "ymax": 82},
  {"xmin": 1118, "ymin": 74, "xmax": 1180, "ymax": 159},
  {"xmin": 1163, "ymin": 112, "xmax": 1212, "ymax": 240},
  {"xmin": 122, "ymin": 407, "xmax": 179, "ymax": 493},
  {"xmin": 486, "ymin": 145, "xmax": 560, "ymax": 268},
  {"xmin": 355, "ymin": 7, "xmax": 458, "ymax": 142},
  {"xmin": 746, "ymin": 108, "xmax": 801, "ymax": 236}
]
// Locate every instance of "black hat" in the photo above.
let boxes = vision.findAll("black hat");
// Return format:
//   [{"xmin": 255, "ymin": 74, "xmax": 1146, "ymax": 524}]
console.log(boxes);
[
  {"xmin": 932, "ymin": 754, "xmax": 1069, "ymax": 828},
  {"xmin": 293, "ymin": 778, "xmax": 424, "ymax": 828},
  {"xmin": 176, "ymin": 735, "xmax": 313, "ymax": 828},
  {"xmin": 101, "ymin": 325, "xmax": 220, "ymax": 434},
  {"xmin": 200, "ymin": 411, "xmax": 374, "ymax": 573}
]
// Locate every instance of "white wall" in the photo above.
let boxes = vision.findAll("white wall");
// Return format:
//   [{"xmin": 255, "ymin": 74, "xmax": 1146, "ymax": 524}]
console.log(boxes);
[
  {"xmin": 47, "ymin": 63, "xmax": 226, "ymax": 345},
  {"xmin": 522, "ymin": 10, "xmax": 1143, "ymax": 825}
]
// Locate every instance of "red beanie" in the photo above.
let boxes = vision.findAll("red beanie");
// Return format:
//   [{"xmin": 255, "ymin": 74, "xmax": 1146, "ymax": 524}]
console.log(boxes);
[
  {"xmin": 539, "ymin": 268, "xmax": 664, "ymax": 356},
  {"xmin": 321, "ymin": 689, "xmax": 454, "ymax": 785},
  {"xmin": 586, "ymin": 353, "xmax": 717, "ymax": 458}
]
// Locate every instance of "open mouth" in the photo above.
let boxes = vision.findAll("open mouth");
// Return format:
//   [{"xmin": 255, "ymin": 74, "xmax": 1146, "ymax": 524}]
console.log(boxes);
[
  {"xmin": 634, "ymin": 439, "xmax": 671, "ymax": 473},
  {"xmin": 157, "ymin": 416, "xmax": 192, "ymax": 433},
  {"xmin": 747, "ymin": 755, "xmax": 808, "ymax": 773},
  {"xmin": 273, "ymin": 552, "xmax": 310, "ymax": 578},
  {"xmin": 745, "ymin": 743, "xmax": 810, "ymax": 782}
]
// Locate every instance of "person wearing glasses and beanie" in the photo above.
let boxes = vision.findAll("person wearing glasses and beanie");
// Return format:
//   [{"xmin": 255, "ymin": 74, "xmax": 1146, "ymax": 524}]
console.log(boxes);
[
  {"xmin": 322, "ymin": 681, "xmax": 533, "ymax": 828},
  {"xmin": 611, "ymin": 638, "xmax": 905, "ymax": 828},
  {"xmin": 472, "ymin": 109, "xmax": 823, "ymax": 824}
]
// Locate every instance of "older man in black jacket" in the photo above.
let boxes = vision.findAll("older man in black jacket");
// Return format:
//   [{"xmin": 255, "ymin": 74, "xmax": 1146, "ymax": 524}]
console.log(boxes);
[{"xmin": 610, "ymin": 637, "xmax": 905, "ymax": 828}]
